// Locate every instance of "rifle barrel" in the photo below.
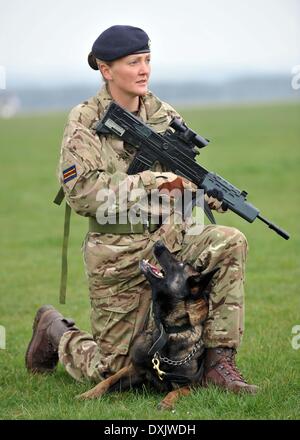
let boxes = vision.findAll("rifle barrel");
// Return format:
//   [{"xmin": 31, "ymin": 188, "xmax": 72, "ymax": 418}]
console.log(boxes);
[{"xmin": 257, "ymin": 215, "xmax": 290, "ymax": 240}]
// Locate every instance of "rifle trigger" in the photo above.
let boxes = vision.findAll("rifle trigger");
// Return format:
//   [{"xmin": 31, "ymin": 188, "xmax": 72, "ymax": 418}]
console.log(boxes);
[{"xmin": 204, "ymin": 202, "xmax": 216, "ymax": 224}]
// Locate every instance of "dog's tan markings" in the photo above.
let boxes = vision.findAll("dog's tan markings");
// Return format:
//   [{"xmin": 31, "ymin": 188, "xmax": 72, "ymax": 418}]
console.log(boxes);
[
  {"xmin": 157, "ymin": 386, "xmax": 191, "ymax": 410},
  {"xmin": 76, "ymin": 363, "xmax": 136, "ymax": 400}
]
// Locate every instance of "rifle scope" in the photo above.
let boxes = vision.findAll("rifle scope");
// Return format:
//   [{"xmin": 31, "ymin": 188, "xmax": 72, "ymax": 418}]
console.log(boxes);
[{"xmin": 170, "ymin": 117, "xmax": 209, "ymax": 149}]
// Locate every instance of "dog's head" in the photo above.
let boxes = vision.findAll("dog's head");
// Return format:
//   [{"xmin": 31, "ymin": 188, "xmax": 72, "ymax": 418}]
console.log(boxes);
[{"xmin": 140, "ymin": 240, "xmax": 218, "ymax": 303}]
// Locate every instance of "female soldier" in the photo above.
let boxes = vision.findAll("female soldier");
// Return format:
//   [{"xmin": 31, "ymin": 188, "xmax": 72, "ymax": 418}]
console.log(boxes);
[{"xmin": 26, "ymin": 25, "xmax": 258, "ymax": 394}]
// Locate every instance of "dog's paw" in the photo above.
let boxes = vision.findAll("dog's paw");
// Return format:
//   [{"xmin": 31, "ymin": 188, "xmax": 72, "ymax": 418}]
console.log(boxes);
[
  {"xmin": 75, "ymin": 391, "xmax": 93, "ymax": 400},
  {"xmin": 75, "ymin": 389, "xmax": 102, "ymax": 400},
  {"xmin": 157, "ymin": 401, "xmax": 174, "ymax": 411}
]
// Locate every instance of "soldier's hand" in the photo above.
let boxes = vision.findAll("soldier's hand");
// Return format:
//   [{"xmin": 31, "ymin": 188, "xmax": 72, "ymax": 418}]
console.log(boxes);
[
  {"xmin": 204, "ymin": 188, "xmax": 228, "ymax": 213},
  {"xmin": 155, "ymin": 172, "xmax": 197, "ymax": 194}
]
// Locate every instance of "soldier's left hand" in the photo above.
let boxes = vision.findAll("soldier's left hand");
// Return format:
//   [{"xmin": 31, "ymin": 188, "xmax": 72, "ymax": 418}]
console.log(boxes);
[{"xmin": 204, "ymin": 188, "xmax": 228, "ymax": 213}]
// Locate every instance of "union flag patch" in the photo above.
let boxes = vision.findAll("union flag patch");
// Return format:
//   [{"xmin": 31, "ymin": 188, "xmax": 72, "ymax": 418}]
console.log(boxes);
[{"xmin": 63, "ymin": 165, "xmax": 77, "ymax": 183}]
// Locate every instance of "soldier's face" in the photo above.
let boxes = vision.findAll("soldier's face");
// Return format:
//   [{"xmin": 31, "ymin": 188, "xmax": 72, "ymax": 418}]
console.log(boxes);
[{"xmin": 105, "ymin": 53, "xmax": 151, "ymax": 98}]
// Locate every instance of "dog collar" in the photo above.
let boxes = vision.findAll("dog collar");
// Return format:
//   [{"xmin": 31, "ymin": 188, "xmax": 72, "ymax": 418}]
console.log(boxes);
[{"xmin": 164, "ymin": 323, "xmax": 193, "ymax": 334}]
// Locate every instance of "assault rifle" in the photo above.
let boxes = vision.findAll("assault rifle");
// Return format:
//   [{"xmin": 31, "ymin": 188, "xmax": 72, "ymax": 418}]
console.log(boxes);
[{"xmin": 95, "ymin": 102, "xmax": 290, "ymax": 240}]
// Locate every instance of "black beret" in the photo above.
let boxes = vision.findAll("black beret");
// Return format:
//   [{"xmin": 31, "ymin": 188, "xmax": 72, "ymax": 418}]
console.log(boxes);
[{"xmin": 88, "ymin": 25, "xmax": 151, "ymax": 70}]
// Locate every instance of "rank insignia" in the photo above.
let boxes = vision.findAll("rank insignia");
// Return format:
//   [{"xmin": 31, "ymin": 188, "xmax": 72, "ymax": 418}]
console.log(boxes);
[{"xmin": 63, "ymin": 165, "xmax": 77, "ymax": 183}]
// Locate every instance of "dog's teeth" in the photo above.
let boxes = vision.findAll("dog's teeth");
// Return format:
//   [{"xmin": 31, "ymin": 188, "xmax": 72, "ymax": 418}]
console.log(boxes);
[{"xmin": 144, "ymin": 259, "xmax": 149, "ymax": 263}]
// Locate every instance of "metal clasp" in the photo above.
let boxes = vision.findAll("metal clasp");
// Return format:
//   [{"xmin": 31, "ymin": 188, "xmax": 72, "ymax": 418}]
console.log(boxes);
[{"xmin": 152, "ymin": 354, "xmax": 166, "ymax": 381}]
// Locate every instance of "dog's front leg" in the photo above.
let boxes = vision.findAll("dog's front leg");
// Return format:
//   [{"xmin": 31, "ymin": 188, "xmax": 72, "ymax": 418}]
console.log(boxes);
[
  {"xmin": 157, "ymin": 385, "xmax": 191, "ymax": 411},
  {"xmin": 76, "ymin": 363, "xmax": 137, "ymax": 400}
]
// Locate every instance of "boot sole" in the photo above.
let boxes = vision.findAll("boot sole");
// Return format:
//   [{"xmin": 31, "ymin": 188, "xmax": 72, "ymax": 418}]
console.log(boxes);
[
  {"xmin": 25, "ymin": 305, "xmax": 58, "ymax": 373},
  {"xmin": 202, "ymin": 377, "xmax": 259, "ymax": 394}
]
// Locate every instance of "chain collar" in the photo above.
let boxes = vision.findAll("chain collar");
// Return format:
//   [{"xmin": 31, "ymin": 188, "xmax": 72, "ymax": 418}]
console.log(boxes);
[{"xmin": 154, "ymin": 340, "xmax": 204, "ymax": 367}]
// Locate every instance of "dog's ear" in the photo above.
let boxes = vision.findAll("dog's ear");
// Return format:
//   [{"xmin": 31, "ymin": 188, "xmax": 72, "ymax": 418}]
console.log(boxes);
[
  {"xmin": 188, "ymin": 267, "xmax": 220, "ymax": 299},
  {"xmin": 183, "ymin": 263, "xmax": 203, "ymax": 278}
]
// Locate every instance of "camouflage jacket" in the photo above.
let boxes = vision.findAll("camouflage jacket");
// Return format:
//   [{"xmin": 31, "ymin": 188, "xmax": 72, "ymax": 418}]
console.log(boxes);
[{"xmin": 58, "ymin": 84, "xmax": 194, "ymax": 244}]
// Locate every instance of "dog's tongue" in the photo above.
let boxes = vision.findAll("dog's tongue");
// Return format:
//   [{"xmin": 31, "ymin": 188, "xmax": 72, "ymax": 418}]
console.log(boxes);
[{"xmin": 148, "ymin": 262, "xmax": 163, "ymax": 278}]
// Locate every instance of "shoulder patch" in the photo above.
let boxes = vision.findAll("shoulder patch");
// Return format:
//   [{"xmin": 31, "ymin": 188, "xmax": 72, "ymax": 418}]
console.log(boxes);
[{"xmin": 63, "ymin": 165, "xmax": 77, "ymax": 183}]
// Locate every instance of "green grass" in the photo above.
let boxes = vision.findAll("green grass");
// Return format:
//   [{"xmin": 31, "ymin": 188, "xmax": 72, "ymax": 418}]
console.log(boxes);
[{"xmin": 0, "ymin": 101, "xmax": 299, "ymax": 420}]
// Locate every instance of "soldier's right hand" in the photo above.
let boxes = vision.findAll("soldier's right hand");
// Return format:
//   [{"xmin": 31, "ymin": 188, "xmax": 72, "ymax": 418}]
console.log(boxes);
[{"xmin": 204, "ymin": 188, "xmax": 228, "ymax": 213}]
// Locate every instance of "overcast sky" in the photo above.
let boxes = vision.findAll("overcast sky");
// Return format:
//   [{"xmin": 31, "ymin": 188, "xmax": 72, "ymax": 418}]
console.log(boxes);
[{"xmin": 1, "ymin": 0, "xmax": 299, "ymax": 87}]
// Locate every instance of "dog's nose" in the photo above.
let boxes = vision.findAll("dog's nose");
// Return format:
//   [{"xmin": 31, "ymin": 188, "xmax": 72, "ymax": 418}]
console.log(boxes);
[{"xmin": 154, "ymin": 240, "xmax": 166, "ymax": 257}]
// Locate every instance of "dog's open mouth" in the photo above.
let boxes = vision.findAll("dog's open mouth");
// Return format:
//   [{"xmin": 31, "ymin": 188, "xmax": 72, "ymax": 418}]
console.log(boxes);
[{"xmin": 140, "ymin": 259, "xmax": 165, "ymax": 278}]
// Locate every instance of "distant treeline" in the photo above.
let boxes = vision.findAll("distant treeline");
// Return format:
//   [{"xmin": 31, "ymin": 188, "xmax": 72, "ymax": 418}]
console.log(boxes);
[{"xmin": 1, "ymin": 74, "xmax": 299, "ymax": 113}]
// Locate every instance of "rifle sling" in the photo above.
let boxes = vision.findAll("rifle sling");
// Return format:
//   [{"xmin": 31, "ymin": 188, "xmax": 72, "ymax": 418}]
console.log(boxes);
[
  {"xmin": 59, "ymin": 202, "xmax": 71, "ymax": 304},
  {"xmin": 53, "ymin": 186, "xmax": 65, "ymax": 206},
  {"xmin": 53, "ymin": 187, "xmax": 70, "ymax": 304}
]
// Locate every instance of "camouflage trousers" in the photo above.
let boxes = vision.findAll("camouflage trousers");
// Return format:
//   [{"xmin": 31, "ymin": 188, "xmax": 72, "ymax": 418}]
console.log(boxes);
[{"xmin": 58, "ymin": 224, "xmax": 248, "ymax": 383}]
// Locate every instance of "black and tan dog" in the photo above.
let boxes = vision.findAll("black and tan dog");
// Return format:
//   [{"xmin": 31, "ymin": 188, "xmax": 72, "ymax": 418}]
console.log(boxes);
[{"xmin": 77, "ymin": 241, "xmax": 218, "ymax": 409}]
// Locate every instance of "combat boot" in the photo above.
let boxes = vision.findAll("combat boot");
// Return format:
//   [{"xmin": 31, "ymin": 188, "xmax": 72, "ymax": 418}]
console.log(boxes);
[
  {"xmin": 25, "ymin": 305, "xmax": 78, "ymax": 374},
  {"xmin": 203, "ymin": 347, "xmax": 259, "ymax": 394}
]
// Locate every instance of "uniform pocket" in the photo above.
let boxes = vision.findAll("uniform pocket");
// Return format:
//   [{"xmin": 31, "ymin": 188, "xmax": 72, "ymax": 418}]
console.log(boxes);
[
  {"xmin": 83, "ymin": 232, "xmax": 152, "ymax": 297},
  {"xmin": 90, "ymin": 292, "xmax": 140, "ymax": 356}
]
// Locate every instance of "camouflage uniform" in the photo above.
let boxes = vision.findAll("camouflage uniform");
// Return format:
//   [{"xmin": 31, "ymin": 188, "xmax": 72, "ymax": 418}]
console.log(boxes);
[{"xmin": 57, "ymin": 85, "xmax": 248, "ymax": 383}]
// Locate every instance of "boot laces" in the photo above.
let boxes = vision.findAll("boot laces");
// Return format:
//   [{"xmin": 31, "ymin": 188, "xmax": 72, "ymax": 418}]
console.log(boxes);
[{"xmin": 221, "ymin": 351, "xmax": 246, "ymax": 382}]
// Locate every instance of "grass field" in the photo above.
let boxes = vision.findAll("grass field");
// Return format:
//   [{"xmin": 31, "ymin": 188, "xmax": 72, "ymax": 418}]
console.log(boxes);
[{"xmin": 0, "ymin": 101, "xmax": 299, "ymax": 420}]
